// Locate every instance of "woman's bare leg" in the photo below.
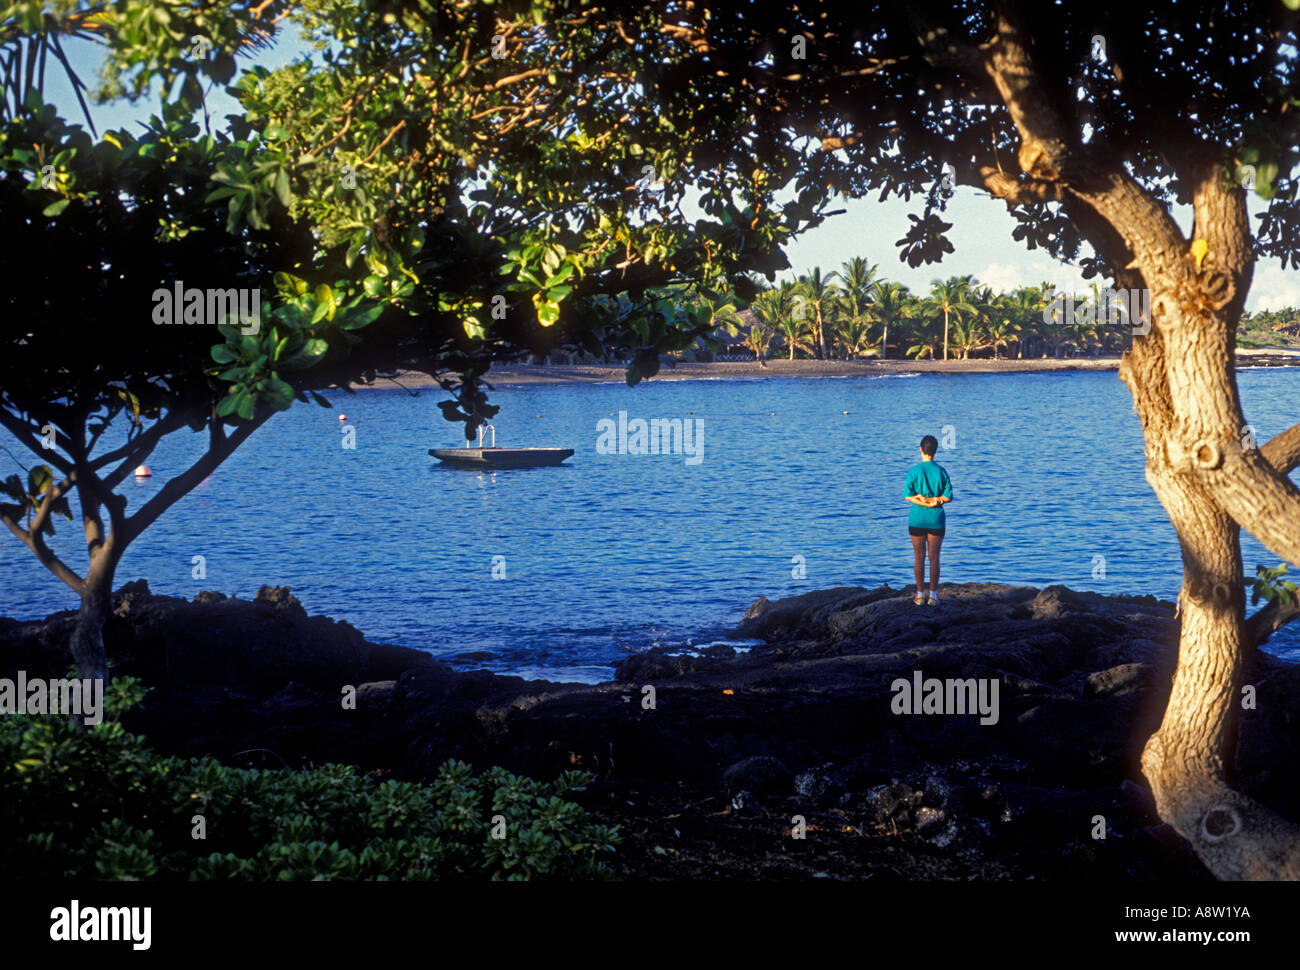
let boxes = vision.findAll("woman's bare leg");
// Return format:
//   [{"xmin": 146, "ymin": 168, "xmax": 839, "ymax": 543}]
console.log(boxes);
[
  {"xmin": 911, "ymin": 535, "xmax": 926, "ymax": 592},
  {"xmin": 926, "ymin": 533, "xmax": 943, "ymax": 593}
]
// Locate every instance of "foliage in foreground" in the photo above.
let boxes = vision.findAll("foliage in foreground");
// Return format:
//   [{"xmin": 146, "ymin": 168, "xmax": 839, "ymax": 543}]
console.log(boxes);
[
  {"xmin": 1252, "ymin": 562, "xmax": 1299, "ymax": 609},
  {"xmin": 0, "ymin": 678, "xmax": 619, "ymax": 880}
]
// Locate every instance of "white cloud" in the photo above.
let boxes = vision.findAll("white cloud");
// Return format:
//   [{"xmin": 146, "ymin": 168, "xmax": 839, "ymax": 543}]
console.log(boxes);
[
  {"xmin": 972, "ymin": 262, "xmax": 1021, "ymax": 291},
  {"xmin": 1247, "ymin": 262, "xmax": 1300, "ymax": 312},
  {"xmin": 975, "ymin": 259, "xmax": 1087, "ymax": 295}
]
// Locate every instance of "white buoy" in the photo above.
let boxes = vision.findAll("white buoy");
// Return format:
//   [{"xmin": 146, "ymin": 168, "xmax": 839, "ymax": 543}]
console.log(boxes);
[
  {"xmin": 338, "ymin": 414, "xmax": 347, "ymax": 422},
  {"xmin": 134, "ymin": 465, "xmax": 152, "ymax": 478}
]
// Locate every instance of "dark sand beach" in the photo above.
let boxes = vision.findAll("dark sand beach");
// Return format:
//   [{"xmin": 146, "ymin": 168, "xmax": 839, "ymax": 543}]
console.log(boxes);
[{"xmin": 359, "ymin": 348, "xmax": 1299, "ymax": 389}]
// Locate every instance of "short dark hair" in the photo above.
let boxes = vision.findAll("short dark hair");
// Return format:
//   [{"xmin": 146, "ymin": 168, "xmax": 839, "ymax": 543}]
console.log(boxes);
[{"xmin": 919, "ymin": 435, "xmax": 938, "ymax": 456}]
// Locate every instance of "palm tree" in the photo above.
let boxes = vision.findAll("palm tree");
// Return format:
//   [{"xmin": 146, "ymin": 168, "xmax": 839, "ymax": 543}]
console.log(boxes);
[
  {"xmin": 753, "ymin": 283, "xmax": 812, "ymax": 360},
  {"xmin": 836, "ymin": 316, "xmax": 877, "ymax": 358},
  {"xmin": 925, "ymin": 276, "xmax": 977, "ymax": 361},
  {"xmin": 1, "ymin": 9, "xmax": 116, "ymax": 131},
  {"xmin": 1069, "ymin": 283, "xmax": 1106, "ymax": 357},
  {"xmin": 869, "ymin": 281, "xmax": 910, "ymax": 361},
  {"xmin": 795, "ymin": 267, "xmax": 839, "ymax": 359},
  {"xmin": 830, "ymin": 257, "xmax": 879, "ymax": 360},
  {"xmin": 982, "ymin": 293, "xmax": 1022, "ymax": 359},
  {"xmin": 0, "ymin": 9, "xmax": 275, "ymax": 132},
  {"xmin": 697, "ymin": 290, "xmax": 744, "ymax": 336},
  {"xmin": 1004, "ymin": 286, "xmax": 1048, "ymax": 358},
  {"xmin": 904, "ymin": 293, "xmax": 942, "ymax": 359},
  {"xmin": 742, "ymin": 322, "xmax": 774, "ymax": 363},
  {"xmin": 958, "ymin": 283, "xmax": 1000, "ymax": 358},
  {"xmin": 835, "ymin": 257, "xmax": 879, "ymax": 318},
  {"xmin": 949, "ymin": 306, "xmax": 984, "ymax": 359},
  {"xmin": 777, "ymin": 315, "xmax": 815, "ymax": 359}
]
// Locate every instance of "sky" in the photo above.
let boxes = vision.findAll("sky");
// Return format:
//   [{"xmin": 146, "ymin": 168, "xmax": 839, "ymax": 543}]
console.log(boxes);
[{"xmin": 44, "ymin": 31, "xmax": 1300, "ymax": 312}]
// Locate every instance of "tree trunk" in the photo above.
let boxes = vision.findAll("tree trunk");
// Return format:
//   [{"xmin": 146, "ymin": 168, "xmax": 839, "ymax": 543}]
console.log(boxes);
[
  {"xmin": 1139, "ymin": 460, "xmax": 1300, "ymax": 877},
  {"xmin": 881, "ymin": 321, "xmax": 888, "ymax": 360},
  {"xmin": 70, "ymin": 553, "xmax": 116, "ymax": 683},
  {"xmin": 942, "ymin": 308, "xmax": 949, "ymax": 360},
  {"xmin": 1118, "ymin": 278, "xmax": 1300, "ymax": 879}
]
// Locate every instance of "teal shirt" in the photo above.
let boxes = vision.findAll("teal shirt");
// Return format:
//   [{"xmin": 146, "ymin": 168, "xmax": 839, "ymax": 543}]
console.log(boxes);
[{"xmin": 904, "ymin": 461, "xmax": 953, "ymax": 530}]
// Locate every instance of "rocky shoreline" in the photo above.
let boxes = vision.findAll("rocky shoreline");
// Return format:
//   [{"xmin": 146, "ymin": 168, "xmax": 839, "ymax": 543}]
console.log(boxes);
[{"xmin": 5, "ymin": 580, "xmax": 1300, "ymax": 880}]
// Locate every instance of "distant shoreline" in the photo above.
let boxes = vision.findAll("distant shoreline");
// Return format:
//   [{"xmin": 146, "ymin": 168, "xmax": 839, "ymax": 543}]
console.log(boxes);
[{"xmin": 355, "ymin": 348, "xmax": 1300, "ymax": 389}]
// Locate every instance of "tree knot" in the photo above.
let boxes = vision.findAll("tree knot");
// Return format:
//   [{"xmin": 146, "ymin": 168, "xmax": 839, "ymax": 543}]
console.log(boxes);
[
  {"xmin": 1192, "ymin": 439, "xmax": 1223, "ymax": 470},
  {"xmin": 1201, "ymin": 805, "xmax": 1241, "ymax": 843},
  {"xmin": 1201, "ymin": 268, "xmax": 1235, "ymax": 311}
]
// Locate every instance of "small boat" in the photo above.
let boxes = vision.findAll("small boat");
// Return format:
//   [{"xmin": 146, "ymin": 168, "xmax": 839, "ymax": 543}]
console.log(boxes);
[{"xmin": 429, "ymin": 425, "xmax": 574, "ymax": 469}]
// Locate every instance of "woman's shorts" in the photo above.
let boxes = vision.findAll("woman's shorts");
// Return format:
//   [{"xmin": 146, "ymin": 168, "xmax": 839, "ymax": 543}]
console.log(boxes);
[{"xmin": 909, "ymin": 526, "xmax": 946, "ymax": 537}]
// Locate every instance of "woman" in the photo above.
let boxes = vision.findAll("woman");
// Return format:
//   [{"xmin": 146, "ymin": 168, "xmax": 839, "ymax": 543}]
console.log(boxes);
[{"xmin": 903, "ymin": 434, "xmax": 954, "ymax": 606}]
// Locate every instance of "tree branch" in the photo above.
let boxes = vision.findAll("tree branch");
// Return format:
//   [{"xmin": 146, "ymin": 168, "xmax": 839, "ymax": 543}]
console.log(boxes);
[
  {"xmin": 1260, "ymin": 421, "xmax": 1300, "ymax": 477},
  {"xmin": 122, "ymin": 413, "xmax": 271, "ymax": 544},
  {"xmin": 1246, "ymin": 596, "xmax": 1300, "ymax": 649},
  {"xmin": 97, "ymin": 408, "xmax": 188, "ymax": 491},
  {"xmin": 0, "ymin": 504, "xmax": 84, "ymax": 594},
  {"xmin": 0, "ymin": 407, "xmax": 74, "ymax": 475}
]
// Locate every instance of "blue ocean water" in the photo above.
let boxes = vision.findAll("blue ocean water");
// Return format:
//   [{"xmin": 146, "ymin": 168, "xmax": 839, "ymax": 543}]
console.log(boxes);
[{"xmin": 2, "ymin": 368, "xmax": 1297, "ymax": 681}]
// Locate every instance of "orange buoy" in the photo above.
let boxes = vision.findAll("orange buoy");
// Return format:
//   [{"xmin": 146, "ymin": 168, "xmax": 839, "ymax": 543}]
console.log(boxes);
[
  {"xmin": 134, "ymin": 465, "xmax": 152, "ymax": 478},
  {"xmin": 338, "ymin": 414, "xmax": 347, "ymax": 422}
]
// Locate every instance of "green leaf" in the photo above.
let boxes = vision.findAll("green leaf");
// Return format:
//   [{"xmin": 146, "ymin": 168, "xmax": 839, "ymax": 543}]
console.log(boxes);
[
  {"xmin": 42, "ymin": 199, "xmax": 70, "ymax": 217},
  {"xmin": 273, "ymin": 272, "xmax": 309, "ymax": 298},
  {"xmin": 274, "ymin": 168, "xmax": 291, "ymax": 208},
  {"xmin": 543, "ymin": 262, "xmax": 575, "ymax": 288},
  {"xmin": 541, "ymin": 244, "xmax": 565, "ymax": 277},
  {"xmin": 312, "ymin": 284, "xmax": 337, "ymax": 323},
  {"xmin": 211, "ymin": 344, "xmax": 239, "ymax": 364},
  {"xmin": 262, "ymin": 378, "xmax": 295, "ymax": 411},
  {"xmin": 340, "ymin": 305, "xmax": 383, "ymax": 330},
  {"xmin": 298, "ymin": 338, "xmax": 328, "ymax": 360},
  {"xmin": 537, "ymin": 301, "xmax": 560, "ymax": 327},
  {"xmin": 27, "ymin": 465, "xmax": 54, "ymax": 498}
]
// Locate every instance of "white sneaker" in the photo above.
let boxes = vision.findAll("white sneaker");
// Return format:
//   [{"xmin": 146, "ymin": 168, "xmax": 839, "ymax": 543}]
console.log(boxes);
[{"xmin": 926, "ymin": 592, "xmax": 940, "ymax": 607}]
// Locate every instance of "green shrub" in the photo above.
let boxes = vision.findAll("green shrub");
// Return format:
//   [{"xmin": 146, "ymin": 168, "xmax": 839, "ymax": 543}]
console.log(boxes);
[{"xmin": 0, "ymin": 678, "xmax": 619, "ymax": 880}]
